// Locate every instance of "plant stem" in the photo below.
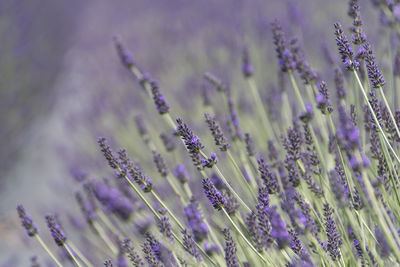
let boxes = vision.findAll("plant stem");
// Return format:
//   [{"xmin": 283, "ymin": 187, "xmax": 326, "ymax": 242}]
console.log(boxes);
[
  {"xmin": 64, "ymin": 243, "xmax": 82, "ymax": 267},
  {"xmin": 221, "ymin": 208, "xmax": 270, "ymax": 265},
  {"xmin": 353, "ymin": 71, "xmax": 400, "ymax": 164},
  {"xmin": 35, "ymin": 235, "xmax": 62, "ymax": 267}
]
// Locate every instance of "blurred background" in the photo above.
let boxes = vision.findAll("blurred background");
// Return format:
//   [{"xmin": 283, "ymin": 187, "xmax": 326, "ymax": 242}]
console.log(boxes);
[{"xmin": 0, "ymin": 0, "xmax": 380, "ymax": 265}]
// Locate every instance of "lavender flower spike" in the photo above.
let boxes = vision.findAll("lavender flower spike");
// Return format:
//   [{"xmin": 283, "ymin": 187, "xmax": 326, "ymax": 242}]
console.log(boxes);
[
  {"xmin": 334, "ymin": 22, "xmax": 359, "ymax": 70},
  {"xmin": 182, "ymin": 229, "xmax": 202, "ymax": 261},
  {"xmin": 98, "ymin": 137, "xmax": 119, "ymax": 169},
  {"xmin": 113, "ymin": 36, "xmax": 134, "ymax": 69},
  {"xmin": 257, "ymin": 158, "xmax": 280, "ymax": 194},
  {"xmin": 176, "ymin": 118, "xmax": 205, "ymax": 169},
  {"xmin": 364, "ymin": 43, "xmax": 385, "ymax": 90},
  {"xmin": 323, "ymin": 203, "xmax": 342, "ymax": 261},
  {"xmin": 123, "ymin": 239, "xmax": 144, "ymax": 266},
  {"xmin": 223, "ymin": 228, "xmax": 239, "ymax": 267},
  {"xmin": 204, "ymin": 113, "xmax": 230, "ymax": 152},
  {"xmin": 45, "ymin": 214, "xmax": 67, "ymax": 247},
  {"xmin": 272, "ymin": 19, "xmax": 295, "ymax": 72},
  {"xmin": 184, "ymin": 198, "xmax": 209, "ymax": 242},
  {"xmin": 17, "ymin": 205, "xmax": 38, "ymax": 237},
  {"xmin": 128, "ymin": 165, "xmax": 153, "ymax": 192},
  {"xmin": 150, "ymin": 80, "xmax": 170, "ymax": 114},
  {"xmin": 242, "ymin": 47, "xmax": 254, "ymax": 78},
  {"xmin": 202, "ymin": 178, "xmax": 226, "ymax": 210}
]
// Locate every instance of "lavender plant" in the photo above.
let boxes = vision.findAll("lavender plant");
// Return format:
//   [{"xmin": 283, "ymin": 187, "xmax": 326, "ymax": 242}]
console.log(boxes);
[{"xmin": 16, "ymin": 1, "xmax": 400, "ymax": 266}]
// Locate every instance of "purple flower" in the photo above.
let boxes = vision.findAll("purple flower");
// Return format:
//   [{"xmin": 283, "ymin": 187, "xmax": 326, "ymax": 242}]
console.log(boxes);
[
  {"xmin": 184, "ymin": 198, "xmax": 209, "ymax": 242},
  {"xmin": 244, "ymin": 133, "xmax": 255, "ymax": 157},
  {"xmin": 290, "ymin": 38, "xmax": 317, "ymax": 85},
  {"xmin": 337, "ymin": 105, "xmax": 361, "ymax": 151},
  {"xmin": 153, "ymin": 151, "xmax": 169, "ymax": 178},
  {"xmin": 134, "ymin": 115, "xmax": 148, "ymax": 136},
  {"xmin": 17, "ymin": 205, "xmax": 38, "ymax": 237},
  {"xmin": 334, "ymin": 22, "xmax": 359, "ymax": 70},
  {"xmin": 157, "ymin": 216, "xmax": 173, "ymax": 241},
  {"xmin": 349, "ymin": 4, "xmax": 367, "ymax": 46},
  {"xmin": 364, "ymin": 43, "xmax": 385, "ymax": 90},
  {"xmin": 205, "ymin": 113, "xmax": 230, "ymax": 152},
  {"xmin": 142, "ymin": 234, "xmax": 162, "ymax": 266},
  {"xmin": 150, "ymin": 80, "xmax": 170, "ymax": 114},
  {"xmin": 323, "ymin": 203, "xmax": 342, "ymax": 261},
  {"xmin": 268, "ymin": 206, "xmax": 290, "ymax": 249},
  {"xmin": 113, "ymin": 36, "xmax": 134, "ymax": 69},
  {"xmin": 182, "ymin": 229, "xmax": 202, "ymax": 262},
  {"xmin": 201, "ymin": 152, "xmax": 218, "ymax": 168},
  {"xmin": 374, "ymin": 225, "xmax": 391, "ymax": 258},
  {"xmin": 282, "ymin": 126, "xmax": 302, "ymax": 161},
  {"xmin": 128, "ymin": 165, "xmax": 153, "ymax": 193},
  {"xmin": 173, "ymin": 164, "xmax": 190, "ymax": 184},
  {"xmin": 257, "ymin": 158, "xmax": 280, "ymax": 194},
  {"xmin": 90, "ymin": 180, "xmax": 134, "ymax": 220},
  {"xmin": 272, "ymin": 19, "xmax": 295, "ymax": 72},
  {"xmin": 228, "ymin": 97, "xmax": 243, "ymax": 140},
  {"xmin": 284, "ymin": 157, "xmax": 300, "ymax": 187},
  {"xmin": 202, "ymin": 178, "xmax": 226, "ymax": 210},
  {"xmin": 222, "ymin": 190, "xmax": 239, "ymax": 216},
  {"xmin": 46, "ymin": 214, "xmax": 66, "ymax": 246},
  {"xmin": 334, "ymin": 67, "xmax": 346, "ymax": 101},
  {"xmin": 176, "ymin": 118, "xmax": 205, "ymax": 169},
  {"xmin": 316, "ymin": 81, "xmax": 333, "ymax": 114},
  {"xmin": 75, "ymin": 191, "xmax": 97, "ymax": 225},
  {"xmin": 123, "ymin": 239, "xmax": 144, "ymax": 266},
  {"xmin": 159, "ymin": 133, "xmax": 176, "ymax": 152},
  {"xmin": 98, "ymin": 137, "xmax": 119, "ymax": 169},
  {"xmin": 242, "ymin": 47, "xmax": 254, "ymax": 78},
  {"xmin": 223, "ymin": 229, "xmax": 239, "ymax": 267}
]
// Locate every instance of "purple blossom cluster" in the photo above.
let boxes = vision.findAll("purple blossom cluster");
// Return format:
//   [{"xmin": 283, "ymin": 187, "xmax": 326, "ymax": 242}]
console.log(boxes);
[{"xmin": 14, "ymin": 1, "xmax": 400, "ymax": 266}]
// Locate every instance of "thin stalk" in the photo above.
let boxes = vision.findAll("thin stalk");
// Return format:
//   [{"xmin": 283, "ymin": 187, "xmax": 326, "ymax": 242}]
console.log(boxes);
[
  {"xmin": 35, "ymin": 235, "xmax": 62, "ymax": 267},
  {"xmin": 123, "ymin": 175, "xmax": 217, "ymax": 266},
  {"xmin": 355, "ymin": 151, "xmax": 400, "ymax": 261},
  {"xmin": 166, "ymin": 174, "xmax": 187, "ymax": 205},
  {"xmin": 68, "ymin": 241, "xmax": 95, "ymax": 267},
  {"xmin": 211, "ymin": 163, "xmax": 252, "ymax": 213},
  {"xmin": 379, "ymin": 87, "xmax": 400, "ymax": 143},
  {"xmin": 288, "ymin": 72, "xmax": 326, "ymax": 172},
  {"xmin": 64, "ymin": 243, "xmax": 82, "ymax": 267},
  {"xmin": 247, "ymin": 77, "xmax": 276, "ymax": 139},
  {"xmin": 92, "ymin": 221, "xmax": 118, "ymax": 255},
  {"xmin": 388, "ymin": 29, "xmax": 395, "ymax": 107},
  {"xmin": 226, "ymin": 150, "xmax": 257, "ymax": 201},
  {"xmin": 221, "ymin": 208, "xmax": 270, "ymax": 265},
  {"xmin": 377, "ymin": 133, "xmax": 400, "ymax": 207},
  {"xmin": 151, "ymin": 191, "xmax": 185, "ymax": 230},
  {"xmin": 353, "ymin": 71, "xmax": 400, "ymax": 164}
]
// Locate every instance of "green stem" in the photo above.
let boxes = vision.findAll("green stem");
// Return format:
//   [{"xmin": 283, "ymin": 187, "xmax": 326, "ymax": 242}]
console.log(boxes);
[
  {"xmin": 221, "ymin": 208, "xmax": 270, "ymax": 265},
  {"xmin": 64, "ymin": 243, "xmax": 82, "ymax": 267},
  {"xmin": 379, "ymin": 87, "xmax": 400, "ymax": 143},
  {"xmin": 124, "ymin": 175, "xmax": 217, "ymax": 266},
  {"xmin": 151, "ymin": 191, "xmax": 185, "ymax": 230},
  {"xmin": 68, "ymin": 241, "xmax": 95, "ymax": 267},
  {"xmin": 353, "ymin": 71, "xmax": 400, "ymax": 165},
  {"xmin": 92, "ymin": 221, "xmax": 118, "ymax": 255},
  {"xmin": 226, "ymin": 150, "xmax": 257, "ymax": 201},
  {"xmin": 247, "ymin": 77, "xmax": 276, "ymax": 139},
  {"xmin": 35, "ymin": 235, "xmax": 62, "ymax": 267}
]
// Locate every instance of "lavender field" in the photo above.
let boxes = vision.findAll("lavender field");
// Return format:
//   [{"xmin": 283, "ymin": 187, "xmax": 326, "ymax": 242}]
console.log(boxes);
[{"xmin": 3, "ymin": 0, "xmax": 400, "ymax": 266}]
